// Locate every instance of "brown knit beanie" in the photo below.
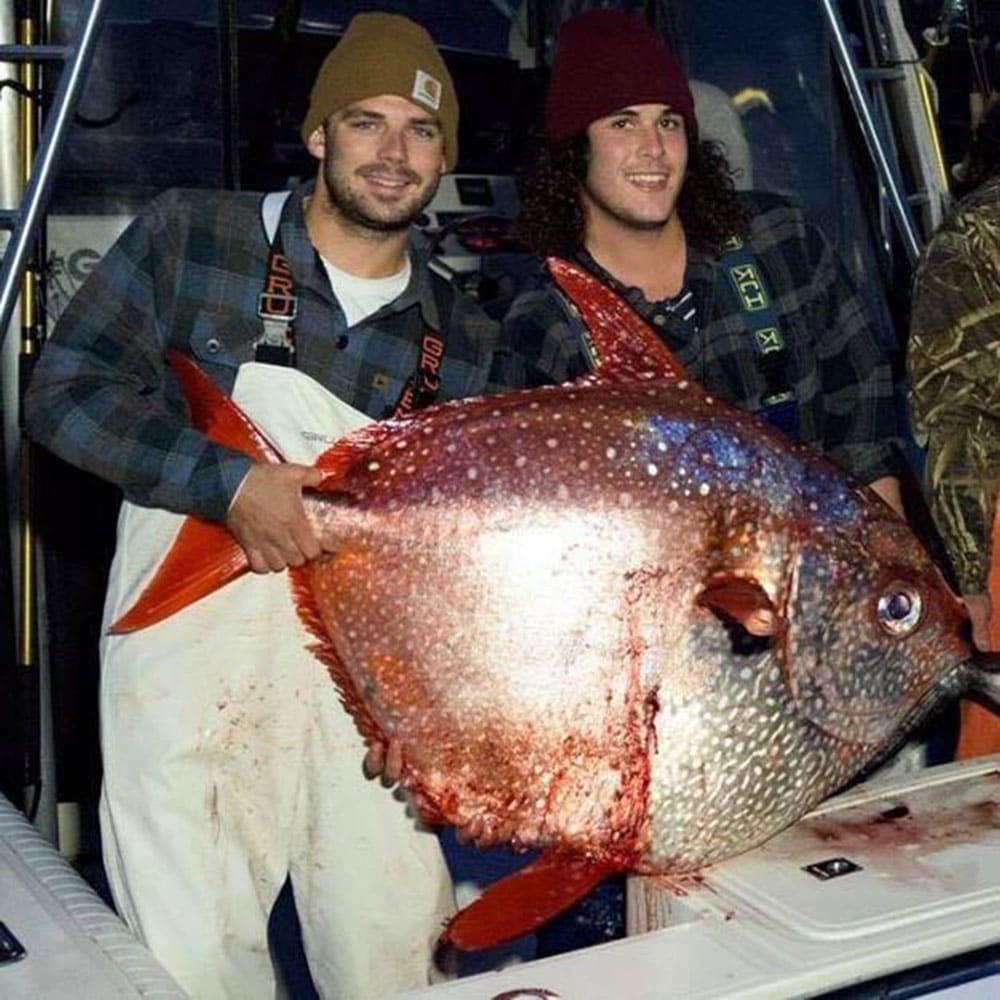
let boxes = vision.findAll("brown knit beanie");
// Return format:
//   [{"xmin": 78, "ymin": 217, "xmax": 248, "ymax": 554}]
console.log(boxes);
[
  {"xmin": 301, "ymin": 13, "xmax": 459, "ymax": 171},
  {"xmin": 546, "ymin": 10, "xmax": 697, "ymax": 145}
]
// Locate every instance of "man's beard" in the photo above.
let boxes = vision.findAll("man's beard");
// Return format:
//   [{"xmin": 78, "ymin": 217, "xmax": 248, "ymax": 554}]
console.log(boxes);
[{"xmin": 323, "ymin": 158, "xmax": 440, "ymax": 234}]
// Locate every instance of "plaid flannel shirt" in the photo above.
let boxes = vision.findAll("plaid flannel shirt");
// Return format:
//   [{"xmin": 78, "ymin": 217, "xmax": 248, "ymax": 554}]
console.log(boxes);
[
  {"xmin": 25, "ymin": 185, "xmax": 516, "ymax": 522},
  {"xmin": 503, "ymin": 192, "xmax": 903, "ymax": 486}
]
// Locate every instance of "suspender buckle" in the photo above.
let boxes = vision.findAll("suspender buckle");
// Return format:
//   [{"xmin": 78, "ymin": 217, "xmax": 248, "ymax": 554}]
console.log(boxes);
[{"xmin": 254, "ymin": 317, "xmax": 296, "ymax": 366}]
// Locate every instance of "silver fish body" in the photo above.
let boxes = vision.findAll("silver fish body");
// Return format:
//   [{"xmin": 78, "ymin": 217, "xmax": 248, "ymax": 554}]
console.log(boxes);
[{"xmin": 300, "ymin": 377, "xmax": 972, "ymax": 873}]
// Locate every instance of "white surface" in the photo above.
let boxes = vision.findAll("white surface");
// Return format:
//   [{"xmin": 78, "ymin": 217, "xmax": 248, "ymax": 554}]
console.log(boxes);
[
  {"xmin": 396, "ymin": 755, "xmax": 1000, "ymax": 1000},
  {"xmin": 0, "ymin": 794, "xmax": 187, "ymax": 999}
]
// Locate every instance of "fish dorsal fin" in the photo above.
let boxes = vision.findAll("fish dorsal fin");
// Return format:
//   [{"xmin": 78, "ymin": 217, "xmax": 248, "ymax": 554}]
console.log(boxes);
[
  {"xmin": 440, "ymin": 852, "xmax": 620, "ymax": 951},
  {"xmin": 167, "ymin": 349, "xmax": 283, "ymax": 463},
  {"xmin": 546, "ymin": 256, "xmax": 691, "ymax": 384},
  {"xmin": 697, "ymin": 575, "xmax": 783, "ymax": 637}
]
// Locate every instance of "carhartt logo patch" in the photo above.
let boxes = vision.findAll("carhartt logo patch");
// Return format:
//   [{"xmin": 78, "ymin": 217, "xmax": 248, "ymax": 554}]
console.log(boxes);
[{"xmin": 412, "ymin": 69, "xmax": 442, "ymax": 111}]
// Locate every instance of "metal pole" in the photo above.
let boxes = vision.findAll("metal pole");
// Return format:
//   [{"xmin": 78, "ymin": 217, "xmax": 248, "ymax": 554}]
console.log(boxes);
[
  {"xmin": 0, "ymin": 0, "xmax": 106, "ymax": 351},
  {"xmin": 818, "ymin": 0, "xmax": 923, "ymax": 265}
]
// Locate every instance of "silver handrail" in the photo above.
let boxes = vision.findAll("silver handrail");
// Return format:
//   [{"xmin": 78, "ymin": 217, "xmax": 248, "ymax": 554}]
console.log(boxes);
[
  {"xmin": 819, "ymin": 0, "xmax": 924, "ymax": 265},
  {"xmin": 0, "ymin": 0, "xmax": 107, "ymax": 350}
]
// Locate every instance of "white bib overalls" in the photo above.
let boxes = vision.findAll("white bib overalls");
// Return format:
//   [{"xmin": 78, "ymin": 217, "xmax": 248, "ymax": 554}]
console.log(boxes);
[{"xmin": 98, "ymin": 363, "xmax": 455, "ymax": 1000}]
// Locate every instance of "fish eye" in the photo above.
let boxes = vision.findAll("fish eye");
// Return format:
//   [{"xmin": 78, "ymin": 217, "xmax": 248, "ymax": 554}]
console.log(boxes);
[{"xmin": 876, "ymin": 585, "xmax": 922, "ymax": 636}]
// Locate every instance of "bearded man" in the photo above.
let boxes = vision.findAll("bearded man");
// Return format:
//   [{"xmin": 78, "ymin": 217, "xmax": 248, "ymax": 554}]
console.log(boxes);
[{"xmin": 25, "ymin": 13, "xmax": 519, "ymax": 1000}]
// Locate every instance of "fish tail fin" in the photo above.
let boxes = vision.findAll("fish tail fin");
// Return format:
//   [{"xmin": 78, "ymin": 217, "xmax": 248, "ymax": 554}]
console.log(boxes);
[
  {"xmin": 440, "ymin": 852, "xmax": 620, "ymax": 951},
  {"xmin": 546, "ymin": 256, "xmax": 690, "ymax": 383},
  {"xmin": 109, "ymin": 351, "xmax": 285, "ymax": 633}
]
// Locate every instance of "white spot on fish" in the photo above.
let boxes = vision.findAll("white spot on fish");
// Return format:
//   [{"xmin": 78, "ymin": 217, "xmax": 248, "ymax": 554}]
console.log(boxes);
[
  {"xmin": 657, "ymin": 441, "xmax": 667, "ymax": 452},
  {"xmin": 647, "ymin": 463, "xmax": 658, "ymax": 477},
  {"xmin": 546, "ymin": 438, "xmax": 558, "ymax": 449},
  {"xmin": 467, "ymin": 467, "xmax": 479, "ymax": 481},
  {"xmin": 395, "ymin": 440, "xmax": 408, "ymax": 450},
  {"xmin": 606, "ymin": 447, "xmax": 617, "ymax": 460},
  {"xmin": 579, "ymin": 459, "xmax": 590, "ymax": 472},
  {"xmin": 515, "ymin": 456, "xmax": 528, "ymax": 468},
  {"xmin": 582, "ymin": 420, "xmax": 593, "ymax": 430},
  {"xmin": 367, "ymin": 461, "xmax": 380, "ymax": 471},
  {"xmin": 699, "ymin": 483, "xmax": 710, "ymax": 496},
  {"xmin": 668, "ymin": 499, "xmax": 679, "ymax": 513}
]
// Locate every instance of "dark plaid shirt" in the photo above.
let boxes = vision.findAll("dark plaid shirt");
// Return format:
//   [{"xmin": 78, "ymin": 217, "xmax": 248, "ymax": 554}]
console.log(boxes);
[
  {"xmin": 25, "ymin": 185, "xmax": 517, "ymax": 522},
  {"xmin": 503, "ymin": 192, "xmax": 903, "ymax": 485}
]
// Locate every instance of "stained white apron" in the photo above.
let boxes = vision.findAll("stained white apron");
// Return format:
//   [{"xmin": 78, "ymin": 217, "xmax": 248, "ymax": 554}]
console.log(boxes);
[{"xmin": 98, "ymin": 363, "xmax": 455, "ymax": 1000}]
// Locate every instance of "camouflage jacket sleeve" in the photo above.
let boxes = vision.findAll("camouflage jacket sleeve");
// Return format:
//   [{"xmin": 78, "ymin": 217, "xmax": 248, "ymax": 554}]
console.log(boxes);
[
  {"xmin": 23, "ymin": 190, "xmax": 253, "ymax": 523},
  {"xmin": 907, "ymin": 179, "xmax": 1000, "ymax": 592}
]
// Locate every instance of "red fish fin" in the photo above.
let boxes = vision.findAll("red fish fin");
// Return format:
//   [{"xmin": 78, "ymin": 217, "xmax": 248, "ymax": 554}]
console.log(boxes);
[
  {"xmin": 288, "ymin": 564, "xmax": 387, "ymax": 749},
  {"xmin": 167, "ymin": 349, "xmax": 283, "ymax": 463},
  {"xmin": 545, "ymin": 256, "xmax": 690, "ymax": 383},
  {"xmin": 697, "ymin": 576, "xmax": 783, "ymax": 637},
  {"xmin": 441, "ymin": 852, "xmax": 618, "ymax": 951},
  {"xmin": 109, "ymin": 518, "xmax": 248, "ymax": 633},
  {"xmin": 110, "ymin": 352, "xmax": 286, "ymax": 633}
]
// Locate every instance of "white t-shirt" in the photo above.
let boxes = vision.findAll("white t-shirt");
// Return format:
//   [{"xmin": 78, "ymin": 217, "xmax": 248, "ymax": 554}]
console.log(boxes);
[{"xmin": 321, "ymin": 255, "xmax": 412, "ymax": 328}]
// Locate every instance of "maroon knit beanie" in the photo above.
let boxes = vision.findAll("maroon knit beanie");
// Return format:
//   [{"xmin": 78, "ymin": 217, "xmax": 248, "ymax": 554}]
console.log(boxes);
[{"xmin": 546, "ymin": 9, "xmax": 697, "ymax": 145}]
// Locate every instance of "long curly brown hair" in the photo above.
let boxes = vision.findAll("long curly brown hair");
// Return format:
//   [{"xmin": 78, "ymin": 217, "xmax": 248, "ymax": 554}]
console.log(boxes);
[{"xmin": 516, "ymin": 133, "xmax": 751, "ymax": 259}]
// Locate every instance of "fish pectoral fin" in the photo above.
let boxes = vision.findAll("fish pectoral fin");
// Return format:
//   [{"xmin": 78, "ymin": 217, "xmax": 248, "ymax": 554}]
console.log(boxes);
[
  {"xmin": 440, "ymin": 852, "xmax": 620, "ymax": 951},
  {"xmin": 109, "ymin": 517, "xmax": 248, "ymax": 633},
  {"xmin": 697, "ymin": 576, "xmax": 783, "ymax": 637}
]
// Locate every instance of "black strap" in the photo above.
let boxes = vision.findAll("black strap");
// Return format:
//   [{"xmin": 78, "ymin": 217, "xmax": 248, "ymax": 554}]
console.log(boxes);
[
  {"xmin": 719, "ymin": 235, "xmax": 798, "ymax": 436},
  {"xmin": 391, "ymin": 270, "xmax": 453, "ymax": 418},
  {"xmin": 256, "ymin": 192, "xmax": 297, "ymax": 366}
]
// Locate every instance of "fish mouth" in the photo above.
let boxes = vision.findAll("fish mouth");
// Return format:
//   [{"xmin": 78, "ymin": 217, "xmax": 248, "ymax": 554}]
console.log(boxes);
[
  {"xmin": 857, "ymin": 665, "xmax": 968, "ymax": 777},
  {"xmin": 968, "ymin": 651, "xmax": 1000, "ymax": 708}
]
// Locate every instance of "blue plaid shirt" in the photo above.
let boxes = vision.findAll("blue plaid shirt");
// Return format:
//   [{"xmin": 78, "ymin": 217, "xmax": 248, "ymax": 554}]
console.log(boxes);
[{"xmin": 25, "ymin": 185, "xmax": 517, "ymax": 522}]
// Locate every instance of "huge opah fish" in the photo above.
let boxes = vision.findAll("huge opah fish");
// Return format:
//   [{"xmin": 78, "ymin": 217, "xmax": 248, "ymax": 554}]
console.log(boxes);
[{"xmin": 112, "ymin": 259, "xmax": 999, "ymax": 951}]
